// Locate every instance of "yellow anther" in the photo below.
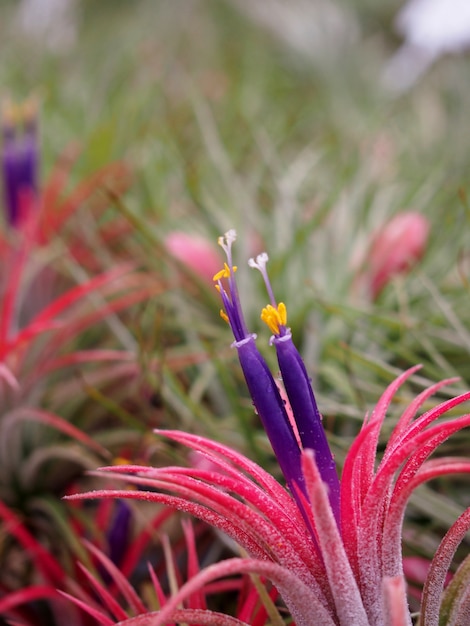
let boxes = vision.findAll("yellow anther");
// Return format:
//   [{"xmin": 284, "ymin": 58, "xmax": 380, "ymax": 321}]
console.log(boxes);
[
  {"xmin": 213, "ymin": 267, "xmax": 227, "ymax": 281},
  {"xmin": 260, "ymin": 302, "xmax": 287, "ymax": 335},
  {"xmin": 277, "ymin": 302, "xmax": 287, "ymax": 326},
  {"xmin": 220, "ymin": 309, "xmax": 229, "ymax": 324},
  {"xmin": 21, "ymin": 97, "xmax": 39, "ymax": 124},
  {"xmin": 2, "ymin": 97, "xmax": 39, "ymax": 128},
  {"xmin": 113, "ymin": 456, "xmax": 132, "ymax": 466},
  {"xmin": 1, "ymin": 101, "xmax": 20, "ymax": 127},
  {"xmin": 213, "ymin": 263, "xmax": 237, "ymax": 282}
]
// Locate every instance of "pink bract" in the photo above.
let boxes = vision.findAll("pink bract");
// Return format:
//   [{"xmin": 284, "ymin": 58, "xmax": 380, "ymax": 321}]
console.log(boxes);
[
  {"xmin": 165, "ymin": 231, "xmax": 222, "ymax": 284},
  {"xmin": 364, "ymin": 211, "xmax": 430, "ymax": 299}
]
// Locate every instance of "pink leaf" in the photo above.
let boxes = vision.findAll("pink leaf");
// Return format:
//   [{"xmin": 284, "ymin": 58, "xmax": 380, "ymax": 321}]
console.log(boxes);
[
  {"xmin": 383, "ymin": 459, "xmax": 470, "ymax": 579},
  {"xmin": 3, "ymin": 407, "xmax": 110, "ymax": 458},
  {"xmin": 301, "ymin": 450, "xmax": 369, "ymax": 625},
  {"xmin": 154, "ymin": 430, "xmax": 300, "ymax": 511},
  {"xmin": 340, "ymin": 367, "xmax": 421, "ymax": 568},
  {"xmin": 142, "ymin": 557, "xmax": 333, "ymax": 626},
  {"xmin": 85, "ymin": 468, "xmax": 321, "ymax": 593},
  {"xmin": 421, "ymin": 507, "xmax": 470, "ymax": 626},
  {"xmin": 383, "ymin": 377, "xmax": 460, "ymax": 456},
  {"xmin": 83, "ymin": 540, "xmax": 147, "ymax": 615},
  {"xmin": 382, "ymin": 576, "xmax": 411, "ymax": 626},
  {"xmin": 0, "ymin": 363, "xmax": 20, "ymax": 390},
  {"xmin": 57, "ymin": 591, "xmax": 114, "ymax": 626},
  {"xmin": 147, "ymin": 563, "xmax": 168, "ymax": 610},
  {"xmin": 181, "ymin": 520, "xmax": 206, "ymax": 610},
  {"xmin": 0, "ymin": 586, "xmax": 59, "ymax": 614},
  {"xmin": 0, "ymin": 499, "xmax": 65, "ymax": 584},
  {"xmin": 120, "ymin": 508, "xmax": 175, "ymax": 579},
  {"xmin": 116, "ymin": 607, "xmax": 251, "ymax": 625},
  {"xmin": 76, "ymin": 562, "xmax": 129, "ymax": 622}
]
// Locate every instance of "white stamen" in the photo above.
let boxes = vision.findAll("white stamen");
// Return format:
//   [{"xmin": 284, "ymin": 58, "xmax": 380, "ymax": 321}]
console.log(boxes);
[
  {"xmin": 248, "ymin": 252, "xmax": 269, "ymax": 271},
  {"xmin": 218, "ymin": 229, "xmax": 237, "ymax": 255}
]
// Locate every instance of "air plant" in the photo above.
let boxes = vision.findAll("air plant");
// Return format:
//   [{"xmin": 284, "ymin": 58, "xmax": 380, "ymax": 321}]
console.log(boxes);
[
  {"xmin": 66, "ymin": 230, "xmax": 470, "ymax": 624},
  {"xmin": 0, "ymin": 473, "xmax": 276, "ymax": 625},
  {"xmin": 0, "ymin": 99, "xmax": 161, "ymax": 420},
  {"xmin": 0, "ymin": 488, "xmax": 181, "ymax": 625},
  {"xmin": 55, "ymin": 512, "xmax": 280, "ymax": 626},
  {"xmin": 0, "ymin": 104, "xmax": 177, "ymax": 621},
  {"xmin": 0, "ymin": 242, "xmax": 162, "ymax": 623}
]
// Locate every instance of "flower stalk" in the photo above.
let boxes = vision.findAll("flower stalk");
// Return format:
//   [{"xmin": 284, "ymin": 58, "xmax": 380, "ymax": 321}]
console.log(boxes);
[{"xmin": 213, "ymin": 230, "xmax": 340, "ymax": 524}]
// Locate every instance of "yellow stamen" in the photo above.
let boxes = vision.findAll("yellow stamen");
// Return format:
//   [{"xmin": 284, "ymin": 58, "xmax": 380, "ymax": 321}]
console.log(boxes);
[
  {"xmin": 220, "ymin": 309, "xmax": 229, "ymax": 324},
  {"xmin": 277, "ymin": 302, "xmax": 287, "ymax": 326},
  {"xmin": 2, "ymin": 96, "xmax": 39, "ymax": 128},
  {"xmin": 1, "ymin": 101, "xmax": 20, "ymax": 127},
  {"xmin": 213, "ymin": 263, "xmax": 237, "ymax": 282},
  {"xmin": 21, "ymin": 97, "xmax": 39, "ymax": 124},
  {"xmin": 113, "ymin": 456, "xmax": 131, "ymax": 466},
  {"xmin": 260, "ymin": 302, "xmax": 287, "ymax": 335}
]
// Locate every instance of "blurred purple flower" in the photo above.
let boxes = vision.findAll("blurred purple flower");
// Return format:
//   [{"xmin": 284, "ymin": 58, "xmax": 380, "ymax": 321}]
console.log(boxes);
[
  {"xmin": 106, "ymin": 499, "xmax": 133, "ymax": 568},
  {"xmin": 1, "ymin": 100, "xmax": 39, "ymax": 226}
]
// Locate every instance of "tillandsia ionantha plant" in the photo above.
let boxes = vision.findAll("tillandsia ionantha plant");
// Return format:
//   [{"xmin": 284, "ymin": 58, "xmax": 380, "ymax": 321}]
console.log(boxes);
[
  {"xmin": 67, "ymin": 229, "xmax": 470, "ymax": 625},
  {"xmin": 0, "ymin": 102, "xmax": 160, "ymax": 439},
  {"xmin": 0, "ymin": 101, "xmax": 185, "ymax": 623},
  {"xmin": 0, "ymin": 98, "xmax": 161, "ymax": 419}
]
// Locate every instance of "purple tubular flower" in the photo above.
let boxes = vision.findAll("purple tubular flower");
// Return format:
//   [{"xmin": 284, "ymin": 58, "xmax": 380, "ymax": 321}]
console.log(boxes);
[
  {"xmin": 213, "ymin": 231, "xmax": 308, "ymax": 508},
  {"xmin": 250, "ymin": 252, "xmax": 341, "ymax": 523},
  {"xmin": 107, "ymin": 499, "xmax": 132, "ymax": 567},
  {"xmin": 2, "ymin": 122, "xmax": 20, "ymax": 225},
  {"xmin": 273, "ymin": 333, "xmax": 340, "ymax": 521},
  {"xmin": 234, "ymin": 335, "xmax": 306, "ymax": 495},
  {"xmin": 1, "ymin": 101, "xmax": 39, "ymax": 226}
]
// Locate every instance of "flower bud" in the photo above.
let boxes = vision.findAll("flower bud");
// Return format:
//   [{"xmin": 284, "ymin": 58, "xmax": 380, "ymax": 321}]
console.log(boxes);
[
  {"xmin": 165, "ymin": 231, "xmax": 221, "ymax": 284},
  {"xmin": 366, "ymin": 211, "xmax": 430, "ymax": 299}
]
